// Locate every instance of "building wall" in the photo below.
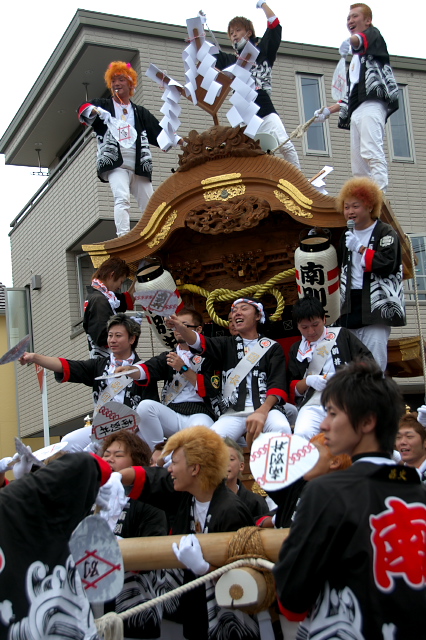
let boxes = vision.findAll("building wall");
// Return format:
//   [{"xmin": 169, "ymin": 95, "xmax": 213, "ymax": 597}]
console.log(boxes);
[{"xmin": 9, "ymin": 19, "xmax": 426, "ymax": 436}]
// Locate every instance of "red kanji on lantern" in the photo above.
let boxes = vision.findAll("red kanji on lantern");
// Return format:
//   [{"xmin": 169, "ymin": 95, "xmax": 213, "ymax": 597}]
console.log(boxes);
[{"xmin": 370, "ymin": 497, "xmax": 426, "ymax": 592}]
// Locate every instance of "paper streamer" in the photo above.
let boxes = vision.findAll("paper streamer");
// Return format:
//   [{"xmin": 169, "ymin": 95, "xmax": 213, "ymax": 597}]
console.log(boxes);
[
  {"xmin": 182, "ymin": 17, "xmax": 221, "ymax": 106},
  {"xmin": 146, "ymin": 64, "xmax": 183, "ymax": 150},
  {"xmin": 222, "ymin": 41, "xmax": 262, "ymax": 138}
]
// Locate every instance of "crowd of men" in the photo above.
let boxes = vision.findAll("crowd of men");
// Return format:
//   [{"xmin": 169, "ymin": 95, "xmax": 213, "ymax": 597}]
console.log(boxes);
[{"xmin": 1, "ymin": 2, "xmax": 425, "ymax": 639}]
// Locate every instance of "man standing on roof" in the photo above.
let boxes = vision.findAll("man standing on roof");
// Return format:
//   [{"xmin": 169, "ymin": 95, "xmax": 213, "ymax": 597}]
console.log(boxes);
[
  {"xmin": 78, "ymin": 61, "xmax": 163, "ymax": 237},
  {"xmin": 213, "ymin": 2, "xmax": 300, "ymax": 168},
  {"xmin": 314, "ymin": 4, "xmax": 398, "ymax": 191}
]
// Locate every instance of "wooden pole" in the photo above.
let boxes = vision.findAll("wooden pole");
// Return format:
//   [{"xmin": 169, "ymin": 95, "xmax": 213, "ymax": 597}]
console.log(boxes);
[{"xmin": 119, "ymin": 528, "xmax": 289, "ymax": 571}]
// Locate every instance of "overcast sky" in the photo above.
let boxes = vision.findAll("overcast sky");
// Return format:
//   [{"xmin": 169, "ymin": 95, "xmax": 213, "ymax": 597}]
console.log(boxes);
[{"xmin": 0, "ymin": 0, "xmax": 424, "ymax": 286}]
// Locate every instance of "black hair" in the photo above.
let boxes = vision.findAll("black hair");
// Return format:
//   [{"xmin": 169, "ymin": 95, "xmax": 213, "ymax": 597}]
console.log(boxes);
[
  {"xmin": 107, "ymin": 313, "xmax": 141, "ymax": 349},
  {"xmin": 177, "ymin": 306, "xmax": 203, "ymax": 327},
  {"xmin": 292, "ymin": 296, "xmax": 326, "ymax": 325},
  {"xmin": 321, "ymin": 360, "xmax": 405, "ymax": 454}
]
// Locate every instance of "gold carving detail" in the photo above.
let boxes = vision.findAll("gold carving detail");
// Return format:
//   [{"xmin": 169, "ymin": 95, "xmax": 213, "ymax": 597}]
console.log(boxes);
[
  {"xmin": 140, "ymin": 202, "xmax": 170, "ymax": 239},
  {"xmin": 201, "ymin": 173, "xmax": 241, "ymax": 185},
  {"xmin": 277, "ymin": 180, "xmax": 313, "ymax": 208},
  {"xmin": 90, "ymin": 254, "xmax": 111, "ymax": 268},
  {"xmin": 274, "ymin": 190, "xmax": 313, "ymax": 218},
  {"xmin": 204, "ymin": 184, "xmax": 246, "ymax": 201},
  {"xmin": 147, "ymin": 212, "xmax": 178, "ymax": 248}
]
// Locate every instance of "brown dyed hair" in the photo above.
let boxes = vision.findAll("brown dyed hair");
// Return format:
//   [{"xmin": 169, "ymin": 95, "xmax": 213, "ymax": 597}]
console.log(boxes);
[
  {"xmin": 101, "ymin": 430, "xmax": 151, "ymax": 466},
  {"xmin": 228, "ymin": 16, "xmax": 256, "ymax": 40},
  {"xmin": 93, "ymin": 257, "xmax": 130, "ymax": 282},
  {"xmin": 398, "ymin": 413, "xmax": 426, "ymax": 443},
  {"xmin": 350, "ymin": 3, "xmax": 373, "ymax": 22}
]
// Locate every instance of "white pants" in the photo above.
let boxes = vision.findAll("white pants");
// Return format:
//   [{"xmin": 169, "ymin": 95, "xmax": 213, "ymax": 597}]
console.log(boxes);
[
  {"xmin": 211, "ymin": 409, "xmax": 291, "ymax": 441},
  {"xmin": 293, "ymin": 405, "xmax": 326, "ymax": 441},
  {"xmin": 136, "ymin": 399, "xmax": 214, "ymax": 450},
  {"xmin": 258, "ymin": 113, "xmax": 301, "ymax": 169},
  {"xmin": 350, "ymin": 100, "xmax": 388, "ymax": 192},
  {"xmin": 349, "ymin": 325, "xmax": 391, "ymax": 372},
  {"xmin": 105, "ymin": 147, "xmax": 153, "ymax": 236}
]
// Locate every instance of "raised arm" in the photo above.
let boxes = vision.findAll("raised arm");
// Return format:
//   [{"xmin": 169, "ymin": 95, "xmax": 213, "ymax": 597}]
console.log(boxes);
[
  {"xmin": 19, "ymin": 352, "xmax": 64, "ymax": 373},
  {"xmin": 257, "ymin": 1, "xmax": 276, "ymax": 20}
]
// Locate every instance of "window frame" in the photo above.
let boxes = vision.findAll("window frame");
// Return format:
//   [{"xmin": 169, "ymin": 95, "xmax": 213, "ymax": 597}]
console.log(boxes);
[
  {"xmin": 295, "ymin": 73, "xmax": 331, "ymax": 156},
  {"xmin": 405, "ymin": 234, "xmax": 426, "ymax": 301},
  {"xmin": 387, "ymin": 84, "xmax": 415, "ymax": 163}
]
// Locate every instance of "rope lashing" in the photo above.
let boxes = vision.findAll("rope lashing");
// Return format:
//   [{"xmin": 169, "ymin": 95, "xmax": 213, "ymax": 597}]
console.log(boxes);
[
  {"xmin": 271, "ymin": 107, "xmax": 328, "ymax": 154},
  {"xmin": 178, "ymin": 267, "xmax": 296, "ymax": 326}
]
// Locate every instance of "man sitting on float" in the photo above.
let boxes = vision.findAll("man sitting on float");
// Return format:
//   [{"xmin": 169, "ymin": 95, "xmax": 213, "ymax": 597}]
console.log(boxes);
[
  {"xmin": 289, "ymin": 295, "xmax": 373, "ymax": 441},
  {"xmin": 19, "ymin": 313, "xmax": 159, "ymax": 452},
  {"xmin": 116, "ymin": 307, "xmax": 218, "ymax": 450},
  {"xmin": 165, "ymin": 298, "xmax": 291, "ymax": 444}
]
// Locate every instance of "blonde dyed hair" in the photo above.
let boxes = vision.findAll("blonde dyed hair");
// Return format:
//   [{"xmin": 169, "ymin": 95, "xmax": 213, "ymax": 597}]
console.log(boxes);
[
  {"xmin": 336, "ymin": 177, "xmax": 382, "ymax": 220},
  {"xmin": 310, "ymin": 432, "xmax": 352, "ymax": 471},
  {"xmin": 164, "ymin": 426, "xmax": 229, "ymax": 491}
]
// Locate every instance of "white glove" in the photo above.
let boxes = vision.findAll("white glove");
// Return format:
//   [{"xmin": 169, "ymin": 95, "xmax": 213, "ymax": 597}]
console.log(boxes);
[
  {"xmin": 313, "ymin": 107, "xmax": 330, "ymax": 123},
  {"xmin": 13, "ymin": 448, "xmax": 34, "ymax": 480},
  {"xmin": 172, "ymin": 534, "xmax": 209, "ymax": 575},
  {"xmin": 339, "ymin": 38, "xmax": 351, "ymax": 57},
  {"xmin": 95, "ymin": 481, "xmax": 113, "ymax": 511},
  {"xmin": 197, "ymin": 10, "xmax": 207, "ymax": 24},
  {"xmin": 256, "ymin": 0, "xmax": 266, "ymax": 7},
  {"xmin": 162, "ymin": 452, "xmax": 173, "ymax": 469},
  {"xmin": 0, "ymin": 457, "xmax": 13, "ymax": 473},
  {"xmin": 306, "ymin": 375, "xmax": 328, "ymax": 392},
  {"xmin": 94, "ymin": 106, "xmax": 112, "ymax": 124},
  {"xmin": 345, "ymin": 231, "xmax": 363, "ymax": 253},
  {"xmin": 417, "ymin": 405, "xmax": 426, "ymax": 427},
  {"xmin": 83, "ymin": 439, "xmax": 101, "ymax": 455}
]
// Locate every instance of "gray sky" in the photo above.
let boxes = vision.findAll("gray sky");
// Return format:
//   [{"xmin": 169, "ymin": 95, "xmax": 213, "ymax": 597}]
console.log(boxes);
[{"xmin": 0, "ymin": 0, "xmax": 424, "ymax": 286}]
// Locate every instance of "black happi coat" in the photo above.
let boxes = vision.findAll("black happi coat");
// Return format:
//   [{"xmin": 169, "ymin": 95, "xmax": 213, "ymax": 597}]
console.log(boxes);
[
  {"xmin": 338, "ymin": 25, "xmax": 399, "ymax": 129},
  {"xmin": 78, "ymin": 97, "xmax": 161, "ymax": 181},
  {"xmin": 105, "ymin": 498, "xmax": 168, "ymax": 640},
  {"xmin": 83, "ymin": 286, "xmax": 133, "ymax": 353},
  {"xmin": 139, "ymin": 351, "xmax": 215, "ymax": 418},
  {"xmin": 214, "ymin": 19, "xmax": 282, "ymax": 118},
  {"xmin": 0, "ymin": 453, "xmax": 111, "ymax": 640},
  {"xmin": 237, "ymin": 481, "xmax": 269, "ymax": 519},
  {"xmin": 194, "ymin": 334, "xmax": 288, "ymax": 412},
  {"xmin": 54, "ymin": 351, "xmax": 159, "ymax": 408},
  {"xmin": 274, "ymin": 459, "xmax": 426, "ymax": 639},
  {"xmin": 338, "ymin": 219, "xmax": 406, "ymax": 328},
  {"xmin": 131, "ymin": 467, "xmax": 258, "ymax": 640},
  {"xmin": 288, "ymin": 327, "xmax": 373, "ymax": 407}
]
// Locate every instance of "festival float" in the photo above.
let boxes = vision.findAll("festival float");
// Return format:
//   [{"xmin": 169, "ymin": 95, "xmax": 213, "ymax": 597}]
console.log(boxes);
[
  {"xmin": 76, "ymin": 16, "xmax": 426, "ymax": 634},
  {"xmin": 82, "ymin": 15, "xmax": 421, "ymax": 379}
]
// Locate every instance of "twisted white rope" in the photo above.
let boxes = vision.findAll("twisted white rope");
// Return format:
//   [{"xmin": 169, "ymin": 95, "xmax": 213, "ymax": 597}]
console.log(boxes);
[{"xmin": 95, "ymin": 557, "xmax": 275, "ymax": 640}]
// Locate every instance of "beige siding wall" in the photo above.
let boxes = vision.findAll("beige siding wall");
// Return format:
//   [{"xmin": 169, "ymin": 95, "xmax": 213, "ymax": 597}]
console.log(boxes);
[{"xmin": 10, "ymin": 24, "xmax": 426, "ymax": 435}]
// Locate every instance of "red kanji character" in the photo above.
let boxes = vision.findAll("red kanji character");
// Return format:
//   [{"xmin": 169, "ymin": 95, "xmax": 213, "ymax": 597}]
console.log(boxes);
[{"xmin": 370, "ymin": 497, "xmax": 426, "ymax": 592}]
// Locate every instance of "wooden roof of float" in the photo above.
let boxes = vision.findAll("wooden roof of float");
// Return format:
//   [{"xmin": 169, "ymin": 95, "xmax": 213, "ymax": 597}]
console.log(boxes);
[{"xmin": 83, "ymin": 126, "xmax": 413, "ymax": 281}]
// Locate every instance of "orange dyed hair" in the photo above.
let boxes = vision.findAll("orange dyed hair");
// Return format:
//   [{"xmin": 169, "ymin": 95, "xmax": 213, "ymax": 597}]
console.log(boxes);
[
  {"xmin": 310, "ymin": 432, "xmax": 352, "ymax": 471},
  {"xmin": 336, "ymin": 177, "xmax": 382, "ymax": 220},
  {"xmin": 350, "ymin": 3, "xmax": 373, "ymax": 22},
  {"xmin": 104, "ymin": 61, "xmax": 138, "ymax": 96}
]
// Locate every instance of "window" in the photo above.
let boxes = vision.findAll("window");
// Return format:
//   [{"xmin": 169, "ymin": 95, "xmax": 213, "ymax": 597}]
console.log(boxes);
[
  {"xmin": 406, "ymin": 235, "xmax": 426, "ymax": 301},
  {"xmin": 387, "ymin": 85, "xmax": 414, "ymax": 162},
  {"xmin": 5, "ymin": 287, "xmax": 33, "ymax": 350},
  {"xmin": 296, "ymin": 74, "xmax": 331, "ymax": 155}
]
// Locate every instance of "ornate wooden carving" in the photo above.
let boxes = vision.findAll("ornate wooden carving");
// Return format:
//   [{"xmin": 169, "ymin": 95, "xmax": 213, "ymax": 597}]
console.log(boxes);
[
  {"xmin": 178, "ymin": 126, "xmax": 264, "ymax": 172},
  {"xmin": 221, "ymin": 250, "xmax": 268, "ymax": 282},
  {"xmin": 186, "ymin": 196, "xmax": 270, "ymax": 235}
]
